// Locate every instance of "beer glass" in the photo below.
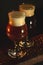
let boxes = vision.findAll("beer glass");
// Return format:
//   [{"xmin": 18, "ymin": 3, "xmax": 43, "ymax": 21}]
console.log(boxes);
[
  {"xmin": 19, "ymin": 4, "xmax": 36, "ymax": 38},
  {"xmin": 19, "ymin": 4, "xmax": 36, "ymax": 34},
  {"xmin": 6, "ymin": 11, "xmax": 29, "ymax": 58}
]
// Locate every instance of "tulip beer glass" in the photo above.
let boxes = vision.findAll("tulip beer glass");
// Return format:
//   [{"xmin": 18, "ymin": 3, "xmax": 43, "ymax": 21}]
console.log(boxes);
[
  {"xmin": 6, "ymin": 11, "xmax": 28, "ymax": 58},
  {"xmin": 19, "ymin": 4, "xmax": 36, "ymax": 37}
]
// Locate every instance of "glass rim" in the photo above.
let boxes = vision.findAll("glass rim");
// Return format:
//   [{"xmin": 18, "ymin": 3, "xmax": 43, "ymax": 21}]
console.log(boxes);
[
  {"xmin": 8, "ymin": 11, "xmax": 26, "ymax": 19},
  {"xmin": 19, "ymin": 4, "xmax": 35, "ymax": 10}
]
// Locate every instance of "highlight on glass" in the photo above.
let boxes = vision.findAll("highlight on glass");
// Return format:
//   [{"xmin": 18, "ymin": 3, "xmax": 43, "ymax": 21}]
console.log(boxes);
[{"xmin": 6, "ymin": 11, "xmax": 34, "ymax": 58}]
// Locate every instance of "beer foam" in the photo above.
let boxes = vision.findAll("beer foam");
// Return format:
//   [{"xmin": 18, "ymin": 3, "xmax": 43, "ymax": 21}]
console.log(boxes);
[
  {"xmin": 19, "ymin": 4, "xmax": 35, "ymax": 17},
  {"xmin": 8, "ymin": 11, "xmax": 25, "ymax": 26},
  {"xmin": 12, "ymin": 17, "xmax": 25, "ymax": 26},
  {"xmin": 12, "ymin": 11, "xmax": 25, "ymax": 18}
]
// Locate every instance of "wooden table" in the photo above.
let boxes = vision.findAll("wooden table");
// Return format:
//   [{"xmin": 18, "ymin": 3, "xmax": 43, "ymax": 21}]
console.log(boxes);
[{"xmin": 0, "ymin": 34, "xmax": 43, "ymax": 65}]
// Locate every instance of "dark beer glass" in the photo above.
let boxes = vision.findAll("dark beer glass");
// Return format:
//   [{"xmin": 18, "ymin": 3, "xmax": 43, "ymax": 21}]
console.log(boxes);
[
  {"xmin": 19, "ymin": 4, "xmax": 36, "ymax": 36},
  {"xmin": 6, "ymin": 11, "xmax": 29, "ymax": 58},
  {"xmin": 19, "ymin": 4, "xmax": 36, "ymax": 38}
]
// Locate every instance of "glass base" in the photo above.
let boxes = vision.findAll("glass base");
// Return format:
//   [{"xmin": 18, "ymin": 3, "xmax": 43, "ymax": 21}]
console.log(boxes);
[
  {"xmin": 8, "ymin": 40, "xmax": 34, "ymax": 58},
  {"xmin": 8, "ymin": 49, "xmax": 16, "ymax": 58},
  {"xmin": 8, "ymin": 49, "xmax": 26, "ymax": 58},
  {"xmin": 26, "ymin": 40, "xmax": 34, "ymax": 47}
]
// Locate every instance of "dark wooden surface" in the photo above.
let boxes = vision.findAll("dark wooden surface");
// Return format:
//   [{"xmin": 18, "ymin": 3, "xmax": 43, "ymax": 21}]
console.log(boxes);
[{"xmin": 0, "ymin": 34, "xmax": 43, "ymax": 65}]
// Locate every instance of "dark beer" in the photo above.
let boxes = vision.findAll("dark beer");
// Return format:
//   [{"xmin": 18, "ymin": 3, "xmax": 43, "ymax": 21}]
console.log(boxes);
[{"xmin": 19, "ymin": 4, "xmax": 36, "ymax": 37}]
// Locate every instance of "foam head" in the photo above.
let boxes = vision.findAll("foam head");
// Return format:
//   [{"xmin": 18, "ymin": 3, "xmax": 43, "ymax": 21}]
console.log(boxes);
[
  {"xmin": 19, "ymin": 4, "xmax": 35, "ymax": 17},
  {"xmin": 8, "ymin": 11, "xmax": 26, "ymax": 26}
]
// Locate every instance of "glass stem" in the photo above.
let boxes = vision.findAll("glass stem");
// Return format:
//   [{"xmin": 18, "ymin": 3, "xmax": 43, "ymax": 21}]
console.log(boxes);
[{"xmin": 14, "ymin": 41, "xmax": 17, "ymax": 57}]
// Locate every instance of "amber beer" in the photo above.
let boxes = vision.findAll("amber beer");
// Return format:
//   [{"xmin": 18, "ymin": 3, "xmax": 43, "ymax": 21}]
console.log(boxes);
[
  {"xmin": 6, "ymin": 11, "xmax": 28, "ymax": 42},
  {"xmin": 6, "ymin": 11, "xmax": 34, "ymax": 58}
]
